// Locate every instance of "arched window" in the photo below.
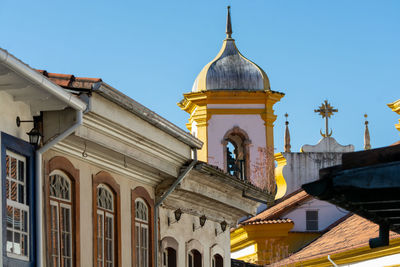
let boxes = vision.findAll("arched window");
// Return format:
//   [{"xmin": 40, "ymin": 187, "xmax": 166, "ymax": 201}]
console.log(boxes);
[
  {"xmin": 96, "ymin": 184, "xmax": 115, "ymax": 267},
  {"xmin": 162, "ymin": 247, "xmax": 176, "ymax": 267},
  {"xmin": 188, "ymin": 249, "xmax": 202, "ymax": 267},
  {"xmin": 46, "ymin": 156, "xmax": 80, "ymax": 267},
  {"xmin": 212, "ymin": 254, "xmax": 223, "ymax": 267},
  {"xmin": 161, "ymin": 236, "xmax": 178, "ymax": 267},
  {"xmin": 93, "ymin": 171, "xmax": 121, "ymax": 267},
  {"xmin": 49, "ymin": 171, "xmax": 72, "ymax": 267},
  {"xmin": 135, "ymin": 198, "xmax": 149, "ymax": 267},
  {"xmin": 131, "ymin": 186, "xmax": 154, "ymax": 267},
  {"xmin": 222, "ymin": 127, "xmax": 251, "ymax": 180}
]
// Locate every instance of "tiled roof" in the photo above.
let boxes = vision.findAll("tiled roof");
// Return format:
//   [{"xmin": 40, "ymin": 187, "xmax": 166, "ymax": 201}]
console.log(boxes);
[
  {"xmin": 273, "ymin": 214, "xmax": 400, "ymax": 266},
  {"xmin": 242, "ymin": 189, "xmax": 311, "ymax": 225},
  {"xmin": 391, "ymin": 140, "xmax": 400, "ymax": 146},
  {"xmin": 36, "ymin": 69, "xmax": 101, "ymax": 89},
  {"xmin": 241, "ymin": 219, "xmax": 293, "ymax": 226}
]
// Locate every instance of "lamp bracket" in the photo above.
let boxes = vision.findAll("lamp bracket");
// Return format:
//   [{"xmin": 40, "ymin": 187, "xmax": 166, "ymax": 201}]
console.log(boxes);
[{"xmin": 16, "ymin": 116, "xmax": 34, "ymax": 127}]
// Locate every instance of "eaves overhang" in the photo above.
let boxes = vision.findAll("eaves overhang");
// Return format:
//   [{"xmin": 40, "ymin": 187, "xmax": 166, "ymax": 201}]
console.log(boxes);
[
  {"xmin": 303, "ymin": 144, "xmax": 400, "ymax": 235},
  {"xmin": 194, "ymin": 161, "xmax": 275, "ymax": 204},
  {"xmin": 92, "ymin": 82, "xmax": 203, "ymax": 149},
  {"xmin": 0, "ymin": 48, "xmax": 86, "ymax": 113}
]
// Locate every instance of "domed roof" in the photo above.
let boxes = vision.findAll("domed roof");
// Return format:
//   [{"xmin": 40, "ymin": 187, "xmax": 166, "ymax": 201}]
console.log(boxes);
[{"xmin": 192, "ymin": 7, "xmax": 270, "ymax": 92}]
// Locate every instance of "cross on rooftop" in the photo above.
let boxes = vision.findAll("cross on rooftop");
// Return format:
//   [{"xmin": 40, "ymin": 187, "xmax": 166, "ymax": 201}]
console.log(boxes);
[{"xmin": 314, "ymin": 100, "xmax": 338, "ymax": 137}]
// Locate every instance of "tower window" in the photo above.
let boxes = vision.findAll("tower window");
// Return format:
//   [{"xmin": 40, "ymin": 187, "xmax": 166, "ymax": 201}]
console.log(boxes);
[
  {"xmin": 223, "ymin": 127, "xmax": 251, "ymax": 180},
  {"xmin": 226, "ymin": 141, "xmax": 245, "ymax": 179}
]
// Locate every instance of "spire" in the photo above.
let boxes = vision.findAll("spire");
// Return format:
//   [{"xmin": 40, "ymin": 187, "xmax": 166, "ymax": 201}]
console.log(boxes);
[
  {"xmin": 284, "ymin": 113, "xmax": 291, "ymax": 152},
  {"xmin": 226, "ymin": 6, "xmax": 233, "ymax": 39},
  {"xmin": 364, "ymin": 114, "xmax": 371, "ymax": 150}
]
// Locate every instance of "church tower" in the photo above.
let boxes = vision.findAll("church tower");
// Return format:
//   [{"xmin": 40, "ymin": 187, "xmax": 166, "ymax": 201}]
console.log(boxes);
[{"xmin": 178, "ymin": 7, "xmax": 283, "ymax": 187}]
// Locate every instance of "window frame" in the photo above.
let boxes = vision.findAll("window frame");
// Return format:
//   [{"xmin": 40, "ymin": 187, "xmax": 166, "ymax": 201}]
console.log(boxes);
[
  {"xmin": 135, "ymin": 198, "xmax": 149, "ymax": 267},
  {"xmin": 131, "ymin": 186, "xmax": 154, "ymax": 267},
  {"xmin": 96, "ymin": 184, "xmax": 115, "ymax": 267},
  {"xmin": 92, "ymin": 171, "xmax": 121, "ymax": 267},
  {"xmin": 1, "ymin": 132, "xmax": 35, "ymax": 267},
  {"xmin": 45, "ymin": 156, "xmax": 80, "ymax": 267},
  {"xmin": 306, "ymin": 210, "xmax": 319, "ymax": 231},
  {"xmin": 221, "ymin": 126, "xmax": 251, "ymax": 180}
]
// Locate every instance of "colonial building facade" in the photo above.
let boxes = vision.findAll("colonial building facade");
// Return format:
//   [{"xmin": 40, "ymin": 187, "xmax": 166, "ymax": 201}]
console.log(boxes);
[{"xmin": 0, "ymin": 41, "xmax": 270, "ymax": 267}]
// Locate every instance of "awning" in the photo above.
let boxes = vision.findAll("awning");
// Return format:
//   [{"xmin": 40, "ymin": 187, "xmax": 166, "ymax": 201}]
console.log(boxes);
[
  {"xmin": 0, "ymin": 48, "xmax": 86, "ymax": 114},
  {"xmin": 303, "ymin": 144, "xmax": 400, "ymax": 247}
]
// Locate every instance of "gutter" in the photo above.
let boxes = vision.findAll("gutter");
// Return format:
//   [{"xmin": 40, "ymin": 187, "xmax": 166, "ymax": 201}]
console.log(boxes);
[
  {"xmin": 0, "ymin": 47, "xmax": 88, "ymax": 266},
  {"xmin": 154, "ymin": 151, "xmax": 198, "ymax": 267},
  {"xmin": 0, "ymin": 48, "xmax": 86, "ymax": 111}
]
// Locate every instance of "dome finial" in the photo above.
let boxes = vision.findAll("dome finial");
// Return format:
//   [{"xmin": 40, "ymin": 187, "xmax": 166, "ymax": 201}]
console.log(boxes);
[{"xmin": 226, "ymin": 6, "xmax": 233, "ymax": 39}]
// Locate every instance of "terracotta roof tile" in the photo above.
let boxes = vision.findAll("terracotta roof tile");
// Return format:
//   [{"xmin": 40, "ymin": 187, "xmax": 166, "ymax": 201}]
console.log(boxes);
[
  {"xmin": 36, "ymin": 69, "xmax": 102, "ymax": 90},
  {"xmin": 391, "ymin": 140, "xmax": 400, "ymax": 146},
  {"xmin": 243, "ymin": 189, "xmax": 311, "ymax": 224},
  {"xmin": 273, "ymin": 214, "xmax": 400, "ymax": 266}
]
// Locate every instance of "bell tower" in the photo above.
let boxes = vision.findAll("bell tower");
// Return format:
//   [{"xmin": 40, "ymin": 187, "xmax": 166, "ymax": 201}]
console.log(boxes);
[{"xmin": 178, "ymin": 7, "xmax": 283, "ymax": 189}]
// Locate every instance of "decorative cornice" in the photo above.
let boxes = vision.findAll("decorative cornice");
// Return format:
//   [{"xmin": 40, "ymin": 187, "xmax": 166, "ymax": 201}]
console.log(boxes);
[
  {"xmin": 388, "ymin": 99, "xmax": 400, "ymax": 132},
  {"xmin": 51, "ymin": 140, "xmax": 164, "ymax": 186},
  {"xmin": 82, "ymin": 113, "xmax": 187, "ymax": 166},
  {"xmin": 388, "ymin": 99, "xmax": 400, "ymax": 115},
  {"xmin": 95, "ymin": 83, "xmax": 202, "ymax": 149}
]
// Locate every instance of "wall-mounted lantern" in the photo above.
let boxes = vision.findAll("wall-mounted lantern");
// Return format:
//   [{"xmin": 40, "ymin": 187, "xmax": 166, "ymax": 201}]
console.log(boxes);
[
  {"xmin": 167, "ymin": 209, "xmax": 182, "ymax": 226},
  {"xmin": 193, "ymin": 215, "xmax": 207, "ymax": 232},
  {"xmin": 16, "ymin": 116, "xmax": 42, "ymax": 146},
  {"xmin": 215, "ymin": 220, "xmax": 228, "ymax": 236}
]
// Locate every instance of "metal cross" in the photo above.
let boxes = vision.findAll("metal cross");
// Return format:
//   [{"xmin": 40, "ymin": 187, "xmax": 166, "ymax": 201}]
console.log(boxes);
[{"xmin": 314, "ymin": 100, "xmax": 338, "ymax": 137}]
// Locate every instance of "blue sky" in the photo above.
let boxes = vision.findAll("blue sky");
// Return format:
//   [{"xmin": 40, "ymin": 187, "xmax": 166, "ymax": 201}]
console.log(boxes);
[{"xmin": 1, "ymin": 0, "xmax": 399, "ymax": 152}]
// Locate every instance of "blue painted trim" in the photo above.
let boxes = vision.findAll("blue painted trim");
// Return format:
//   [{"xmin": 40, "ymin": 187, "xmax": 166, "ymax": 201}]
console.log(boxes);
[{"xmin": 1, "ymin": 132, "xmax": 35, "ymax": 267}]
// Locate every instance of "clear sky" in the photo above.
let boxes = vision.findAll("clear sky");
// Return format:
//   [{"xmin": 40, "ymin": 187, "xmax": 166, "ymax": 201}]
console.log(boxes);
[{"xmin": 1, "ymin": 0, "xmax": 399, "ymax": 152}]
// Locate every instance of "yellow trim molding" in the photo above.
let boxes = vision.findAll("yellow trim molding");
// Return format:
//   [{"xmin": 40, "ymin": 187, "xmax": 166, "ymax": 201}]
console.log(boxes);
[
  {"xmin": 274, "ymin": 153, "xmax": 288, "ymax": 199},
  {"xmin": 388, "ymin": 99, "xmax": 400, "ymax": 132},
  {"xmin": 231, "ymin": 222, "xmax": 294, "ymax": 265},
  {"xmin": 289, "ymin": 238, "xmax": 400, "ymax": 267},
  {"xmin": 178, "ymin": 90, "xmax": 284, "ymax": 163}
]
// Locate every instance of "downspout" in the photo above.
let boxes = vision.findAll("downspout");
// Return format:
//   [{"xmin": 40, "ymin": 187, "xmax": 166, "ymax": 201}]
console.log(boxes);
[
  {"xmin": 154, "ymin": 150, "xmax": 198, "ymax": 267},
  {"xmin": 36, "ymin": 110, "xmax": 83, "ymax": 266},
  {"xmin": 369, "ymin": 223, "xmax": 389, "ymax": 248}
]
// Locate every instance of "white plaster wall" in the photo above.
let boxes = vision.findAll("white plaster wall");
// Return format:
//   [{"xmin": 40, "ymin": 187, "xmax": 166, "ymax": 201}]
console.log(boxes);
[
  {"xmin": 282, "ymin": 152, "xmax": 343, "ymax": 196},
  {"xmin": 159, "ymin": 207, "xmax": 231, "ymax": 267},
  {"xmin": 0, "ymin": 91, "xmax": 33, "ymax": 142},
  {"xmin": 0, "ymin": 91, "xmax": 33, "ymax": 266},
  {"xmin": 285, "ymin": 199, "xmax": 348, "ymax": 232},
  {"xmin": 207, "ymin": 114, "xmax": 266, "ymax": 171},
  {"xmin": 191, "ymin": 120, "xmax": 198, "ymax": 138},
  {"xmin": 90, "ymin": 94, "xmax": 191, "ymax": 159}
]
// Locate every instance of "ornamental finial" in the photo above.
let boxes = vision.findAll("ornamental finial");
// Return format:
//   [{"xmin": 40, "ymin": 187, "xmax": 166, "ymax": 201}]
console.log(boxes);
[
  {"xmin": 364, "ymin": 114, "xmax": 371, "ymax": 150},
  {"xmin": 314, "ymin": 100, "xmax": 338, "ymax": 137},
  {"xmin": 226, "ymin": 6, "xmax": 233, "ymax": 39},
  {"xmin": 284, "ymin": 113, "xmax": 291, "ymax": 152}
]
